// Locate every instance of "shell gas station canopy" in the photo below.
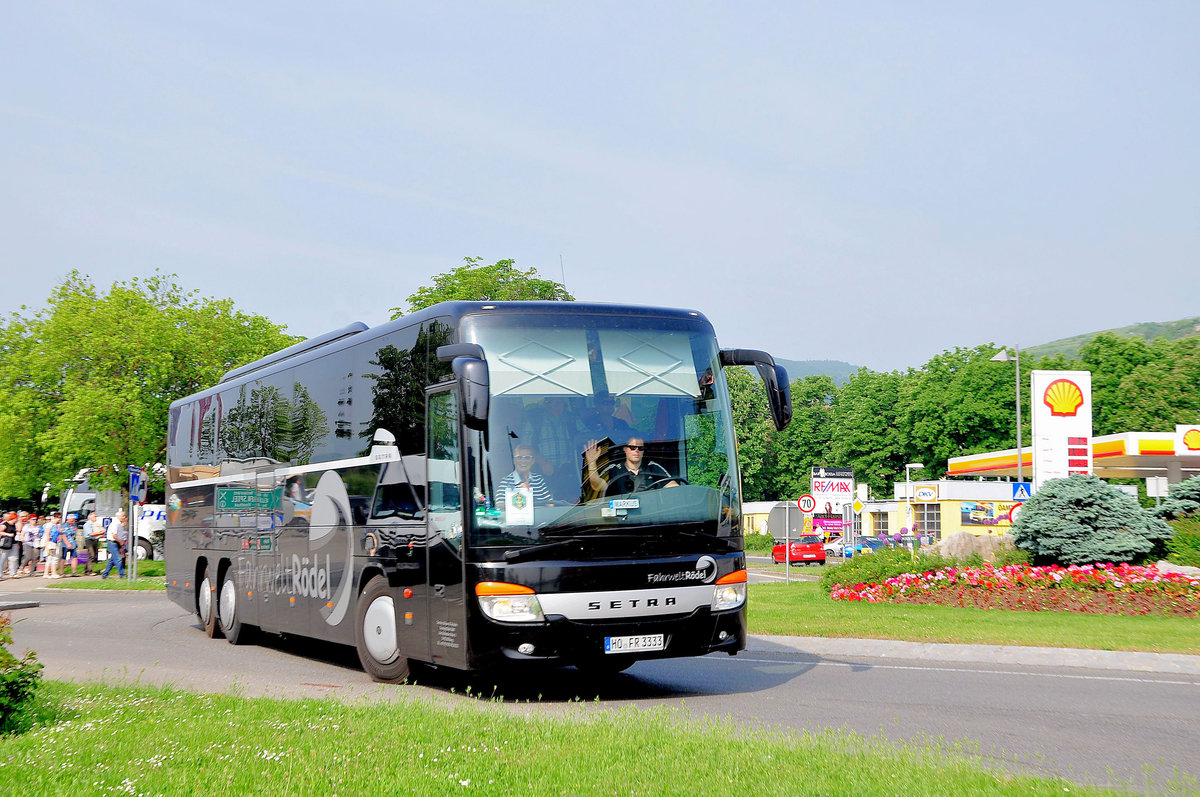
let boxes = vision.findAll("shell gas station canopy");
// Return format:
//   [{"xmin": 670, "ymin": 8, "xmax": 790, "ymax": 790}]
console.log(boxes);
[{"xmin": 948, "ymin": 430, "xmax": 1200, "ymax": 483}]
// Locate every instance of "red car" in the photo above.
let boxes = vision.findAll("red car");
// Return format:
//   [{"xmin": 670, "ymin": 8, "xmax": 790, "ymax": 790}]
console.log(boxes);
[{"xmin": 771, "ymin": 535, "xmax": 826, "ymax": 565}]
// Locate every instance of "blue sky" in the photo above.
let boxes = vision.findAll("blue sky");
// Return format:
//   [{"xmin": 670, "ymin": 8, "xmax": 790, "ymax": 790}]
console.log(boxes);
[{"xmin": 2, "ymin": 2, "xmax": 1197, "ymax": 371}]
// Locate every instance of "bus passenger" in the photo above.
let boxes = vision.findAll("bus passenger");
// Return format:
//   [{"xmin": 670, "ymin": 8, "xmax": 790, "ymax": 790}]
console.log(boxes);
[
  {"xmin": 584, "ymin": 433, "xmax": 678, "ymax": 498},
  {"xmin": 499, "ymin": 444, "xmax": 556, "ymax": 509}
]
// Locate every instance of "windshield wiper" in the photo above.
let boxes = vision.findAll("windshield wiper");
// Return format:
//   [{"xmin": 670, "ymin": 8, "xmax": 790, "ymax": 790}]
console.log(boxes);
[{"xmin": 502, "ymin": 534, "xmax": 644, "ymax": 564}]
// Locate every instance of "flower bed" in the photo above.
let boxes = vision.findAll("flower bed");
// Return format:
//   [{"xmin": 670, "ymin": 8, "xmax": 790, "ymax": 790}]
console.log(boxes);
[{"xmin": 830, "ymin": 563, "xmax": 1200, "ymax": 617}]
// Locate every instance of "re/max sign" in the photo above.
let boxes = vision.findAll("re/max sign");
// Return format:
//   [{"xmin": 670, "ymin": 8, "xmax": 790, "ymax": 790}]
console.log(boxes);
[{"xmin": 812, "ymin": 479, "xmax": 852, "ymax": 494}]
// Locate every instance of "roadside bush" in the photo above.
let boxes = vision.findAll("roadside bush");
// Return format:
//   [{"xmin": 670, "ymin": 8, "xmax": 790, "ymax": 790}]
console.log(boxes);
[
  {"xmin": 743, "ymin": 533, "xmax": 774, "ymax": 555},
  {"xmin": 1166, "ymin": 517, "xmax": 1200, "ymax": 567},
  {"xmin": 1011, "ymin": 474, "xmax": 1172, "ymax": 566},
  {"xmin": 0, "ymin": 613, "xmax": 42, "ymax": 735},
  {"xmin": 1155, "ymin": 474, "xmax": 1200, "ymax": 521},
  {"xmin": 991, "ymin": 545, "xmax": 1032, "ymax": 567},
  {"xmin": 819, "ymin": 547, "xmax": 958, "ymax": 595}
]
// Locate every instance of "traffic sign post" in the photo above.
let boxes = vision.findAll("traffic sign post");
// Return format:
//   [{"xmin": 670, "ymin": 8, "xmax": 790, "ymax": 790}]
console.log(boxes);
[{"xmin": 127, "ymin": 466, "xmax": 148, "ymax": 582}]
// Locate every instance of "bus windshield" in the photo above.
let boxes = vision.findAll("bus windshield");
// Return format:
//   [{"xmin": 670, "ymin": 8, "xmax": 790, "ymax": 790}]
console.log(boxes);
[{"xmin": 461, "ymin": 312, "xmax": 741, "ymax": 552}]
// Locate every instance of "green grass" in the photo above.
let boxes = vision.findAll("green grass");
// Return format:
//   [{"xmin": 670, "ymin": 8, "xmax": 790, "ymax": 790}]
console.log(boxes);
[
  {"xmin": 747, "ymin": 582, "xmax": 1200, "ymax": 654},
  {"xmin": 0, "ymin": 680, "xmax": 1130, "ymax": 796},
  {"xmin": 44, "ymin": 559, "xmax": 166, "ymax": 590}
]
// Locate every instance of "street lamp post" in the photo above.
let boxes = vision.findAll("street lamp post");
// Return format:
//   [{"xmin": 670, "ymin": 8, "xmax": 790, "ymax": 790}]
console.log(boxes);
[
  {"xmin": 905, "ymin": 462, "xmax": 924, "ymax": 536},
  {"xmin": 990, "ymin": 346, "xmax": 1023, "ymax": 482}
]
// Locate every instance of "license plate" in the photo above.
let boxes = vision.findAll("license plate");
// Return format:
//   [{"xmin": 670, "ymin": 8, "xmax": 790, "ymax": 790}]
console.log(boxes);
[{"xmin": 604, "ymin": 634, "xmax": 665, "ymax": 654}]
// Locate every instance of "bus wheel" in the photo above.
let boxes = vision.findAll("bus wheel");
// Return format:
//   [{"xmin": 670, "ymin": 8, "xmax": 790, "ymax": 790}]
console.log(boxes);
[
  {"xmin": 219, "ymin": 570, "xmax": 254, "ymax": 646},
  {"xmin": 136, "ymin": 539, "xmax": 154, "ymax": 560},
  {"xmin": 198, "ymin": 565, "xmax": 222, "ymax": 639},
  {"xmin": 354, "ymin": 576, "xmax": 409, "ymax": 683}
]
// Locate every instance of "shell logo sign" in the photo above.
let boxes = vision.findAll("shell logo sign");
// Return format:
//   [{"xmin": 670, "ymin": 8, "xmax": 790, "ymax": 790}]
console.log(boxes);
[
  {"xmin": 1031, "ymin": 370, "xmax": 1092, "ymax": 493},
  {"xmin": 1043, "ymin": 379, "xmax": 1085, "ymax": 417},
  {"xmin": 1177, "ymin": 425, "xmax": 1200, "ymax": 455}
]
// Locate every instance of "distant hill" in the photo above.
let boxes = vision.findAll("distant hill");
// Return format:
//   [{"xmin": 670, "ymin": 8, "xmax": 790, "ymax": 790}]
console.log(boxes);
[
  {"xmin": 774, "ymin": 358, "xmax": 861, "ymax": 386},
  {"xmin": 1024, "ymin": 316, "xmax": 1200, "ymax": 360}
]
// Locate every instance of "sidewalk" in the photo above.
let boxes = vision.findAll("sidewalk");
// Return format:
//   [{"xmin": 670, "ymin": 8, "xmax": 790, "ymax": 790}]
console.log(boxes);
[{"xmin": 0, "ymin": 563, "xmax": 132, "ymax": 609}]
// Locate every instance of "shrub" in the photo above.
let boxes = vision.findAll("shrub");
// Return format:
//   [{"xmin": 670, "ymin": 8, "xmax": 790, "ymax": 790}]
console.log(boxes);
[
  {"xmin": 1155, "ymin": 474, "xmax": 1200, "ymax": 521},
  {"xmin": 1011, "ymin": 474, "xmax": 1172, "ymax": 566},
  {"xmin": 743, "ymin": 533, "xmax": 774, "ymax": 555},
  {"xmin": 0, "ymin": 612, "xmax": 42, "ymax": 735},
  {"xmin": 1166, "ymin": 518, "xmax": 1200, "ymax": 567},
  {"xmin": 819, "ymin": 546, "xmax": 959, "ymax": 595}
]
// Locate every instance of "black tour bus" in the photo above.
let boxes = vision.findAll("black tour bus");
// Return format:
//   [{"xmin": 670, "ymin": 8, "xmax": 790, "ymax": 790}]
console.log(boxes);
[{"xmin": 165, "ymin": 301, "xmax": 791, "ymax": 681}]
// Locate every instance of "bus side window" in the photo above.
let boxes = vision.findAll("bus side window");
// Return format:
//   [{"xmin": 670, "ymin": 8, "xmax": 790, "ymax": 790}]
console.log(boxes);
[
  {"xmin": 371, "ymin": 460, "xmax": 424, "ymax": 521},
  {"xmin": 427, "ymin": 391, "xmax": 462, "ymax": 549}
]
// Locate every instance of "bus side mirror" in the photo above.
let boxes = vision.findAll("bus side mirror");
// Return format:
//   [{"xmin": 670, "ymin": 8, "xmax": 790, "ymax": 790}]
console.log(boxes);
[
  {"xmin": 719, "ymin": 349, "xmax": 793, "ymax": 431},
  {"xmin": 437, "ymin": 343, "xmax": 490, "ymax": 431},
  {"xmin": 451, "ymin": 357, "xmax": 490, "ymax": 431}
]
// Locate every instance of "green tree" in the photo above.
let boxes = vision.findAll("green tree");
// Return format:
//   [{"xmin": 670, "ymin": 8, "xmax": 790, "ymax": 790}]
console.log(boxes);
[
  {"xmin": 899, "ymin": 346, "xmax": 1018, "ymax": 479},
  {"xmin": 0, "ymin": 271, "xmax": 297, "ymax": 500},
  {"xmin": 828, "ymin": 368, "xmax": 905, "ymax": 497},
  {"xmin": 770, "ymin": 374, "xmax": 836, "ymax": 497},
  {"xmin": 391, "ymin": 257, "xmax": 574, "ymax": 318},
  {"xmin": 1011, "ymin": 474, "xmax": 1171, "ymax": 565},
  {"xmin": 726, "ymin": 367, "xmax": 779, "ymax": 501},
  {"xmin": 1155, "ymin": 474, "xmax": 1200, "ymax": 521}
]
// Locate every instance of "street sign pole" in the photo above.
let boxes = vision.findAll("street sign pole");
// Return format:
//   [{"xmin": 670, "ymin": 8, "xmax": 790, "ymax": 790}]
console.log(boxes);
[{"xmin": 784, "ymin": 501, "xmax": 790, "ymax": 585}]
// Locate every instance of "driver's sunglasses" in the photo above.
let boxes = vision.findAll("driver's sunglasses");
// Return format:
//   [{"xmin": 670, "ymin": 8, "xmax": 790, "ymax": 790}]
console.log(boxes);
[
  {"xmin": 514, "ymin": 455, "xmax": 535, "ymax": 460},
  {"xmin": 624, "ymin": 445, "xmax": 645, "ymax": 451}
]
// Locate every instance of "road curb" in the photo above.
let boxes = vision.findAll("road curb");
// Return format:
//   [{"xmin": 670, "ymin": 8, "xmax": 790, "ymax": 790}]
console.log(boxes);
[
  {"xmin": 0, "ymin": 601, "xmax": 41, "ymax": 610},
  {"xmin": 747, "ymin": 634, "xmax": 1200, "ymax": 674}
]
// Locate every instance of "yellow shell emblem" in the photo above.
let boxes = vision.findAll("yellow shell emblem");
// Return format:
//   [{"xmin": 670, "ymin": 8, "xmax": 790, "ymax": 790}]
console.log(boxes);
[
  {"xmin": 1184, "ymin": 428, "xmax": 1200, "ymax": 451},
  {"xmin": 1043, "ymin": 379, "xmax": 1084, "ymax": 417}
]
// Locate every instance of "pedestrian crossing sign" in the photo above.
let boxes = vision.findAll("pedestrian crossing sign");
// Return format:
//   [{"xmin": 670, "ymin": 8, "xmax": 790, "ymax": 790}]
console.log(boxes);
[{"xmin": 1012, "ymin": 483, "xmax": 1032, "ymax": 501}]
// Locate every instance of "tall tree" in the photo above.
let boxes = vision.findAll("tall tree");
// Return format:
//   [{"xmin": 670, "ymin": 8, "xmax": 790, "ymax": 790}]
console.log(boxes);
[
  {"xmin": 725, "ymin": 367, "xmax": 779, "ymax": 501},
  {"xmin": 0, "ymin": 271, "xmax": 297, "ymax": 500},
  {"xmin": 770, "ymin": 374, "xmax": 837, "ymax": 498},
  {"xmin": 828, "ymin": 368, "xmax": 905, "ymax": 498},
  {"xmin": 391, "ymin": 257, "xmax": 573, "ymax": 318},
  {"xmin": 899, "ymin": 345, "xmax": 1016, "ymax": 478}
]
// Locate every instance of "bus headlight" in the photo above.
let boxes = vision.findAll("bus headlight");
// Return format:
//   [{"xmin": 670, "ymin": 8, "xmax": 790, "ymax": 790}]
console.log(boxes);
[
  {"xmin": 476, "ymin": 581, "xmax": 545, "ymax": 623},
  {"xmin": 711, "ymin": 569, "xmax": 747, "ymax": 611}
]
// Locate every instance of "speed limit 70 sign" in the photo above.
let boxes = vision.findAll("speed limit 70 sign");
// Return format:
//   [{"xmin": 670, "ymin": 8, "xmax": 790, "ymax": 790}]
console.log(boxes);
[{"xmin": 797, "ymin": 494, "xmax": 816, "ymax": 513}]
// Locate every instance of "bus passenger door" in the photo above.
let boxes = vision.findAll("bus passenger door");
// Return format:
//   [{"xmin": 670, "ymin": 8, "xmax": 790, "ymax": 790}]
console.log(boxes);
[{"xmin": 425, "ymin": 388, "xmax": 468, "ymax": 669}]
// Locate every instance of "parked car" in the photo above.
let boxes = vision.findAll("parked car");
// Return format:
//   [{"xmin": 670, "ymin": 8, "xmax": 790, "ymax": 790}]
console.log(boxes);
[
  {"xmin": 772, "ymin": 535, "xmax": 826, "ymax": 565},
  {"xmin": 845, "ymin": 537, "xmax": 888, "ymax": 556},
  {"xmin": 823, "ymin": 538, "xmax": 844, "ymax": 557}
]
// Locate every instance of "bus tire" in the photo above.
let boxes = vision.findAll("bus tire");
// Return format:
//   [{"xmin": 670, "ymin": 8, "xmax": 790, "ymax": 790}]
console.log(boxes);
[
  {"xmin": 136, "ymin": 539, "xmax": 154, "ymax": 560},
  {"xmin": 219, "ymin": 570, "xmax": 254, "ymax": 646},
  {"xmin": 354, "ymin": 576, "xmax": 409, "ymax": 683},
  {"xmin": 198, "ymin": 564, "xmax": 222, "ymax": 639}
]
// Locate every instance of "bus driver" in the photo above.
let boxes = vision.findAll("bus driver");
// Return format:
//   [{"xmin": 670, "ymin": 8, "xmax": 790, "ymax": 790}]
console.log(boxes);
[{"xmin": 584, "ymin": 433, "xmax": 679, "ymax": 497}]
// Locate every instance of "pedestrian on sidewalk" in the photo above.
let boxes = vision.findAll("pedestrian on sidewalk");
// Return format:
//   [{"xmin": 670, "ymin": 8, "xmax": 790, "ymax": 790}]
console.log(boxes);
[
  {"xmin": 62, "ymin": 513, "xmax": 80, "ymax": 576},
  {"xmin": 82, "ymin": 512, "xmax": 103, "ymax": 575},
  {"xmin": 20, "ymin": 514, "xmax": 40, "ymax": 576},
  {"xmin": 43, "ymin": 512, "xmax": 64, "ymax": 579},
  {"xmin": 100, "ymin": 509, "xmax": 127, "ymax": 579},
  {"xmin": 0, "ymin": 512, "xmax": 18, "ymax": 578}
]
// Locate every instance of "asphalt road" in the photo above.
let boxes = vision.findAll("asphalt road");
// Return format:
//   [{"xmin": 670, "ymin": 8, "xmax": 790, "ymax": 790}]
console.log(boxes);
[{"xmin": 6, "ymin": 585, "xmax": 1200, "ymax": 794}]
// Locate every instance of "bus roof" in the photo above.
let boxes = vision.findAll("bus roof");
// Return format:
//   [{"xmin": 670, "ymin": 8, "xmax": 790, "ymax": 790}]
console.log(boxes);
[{"xmin": 172, "ymin": 301, "xmax": 713, "ymax": 409}]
